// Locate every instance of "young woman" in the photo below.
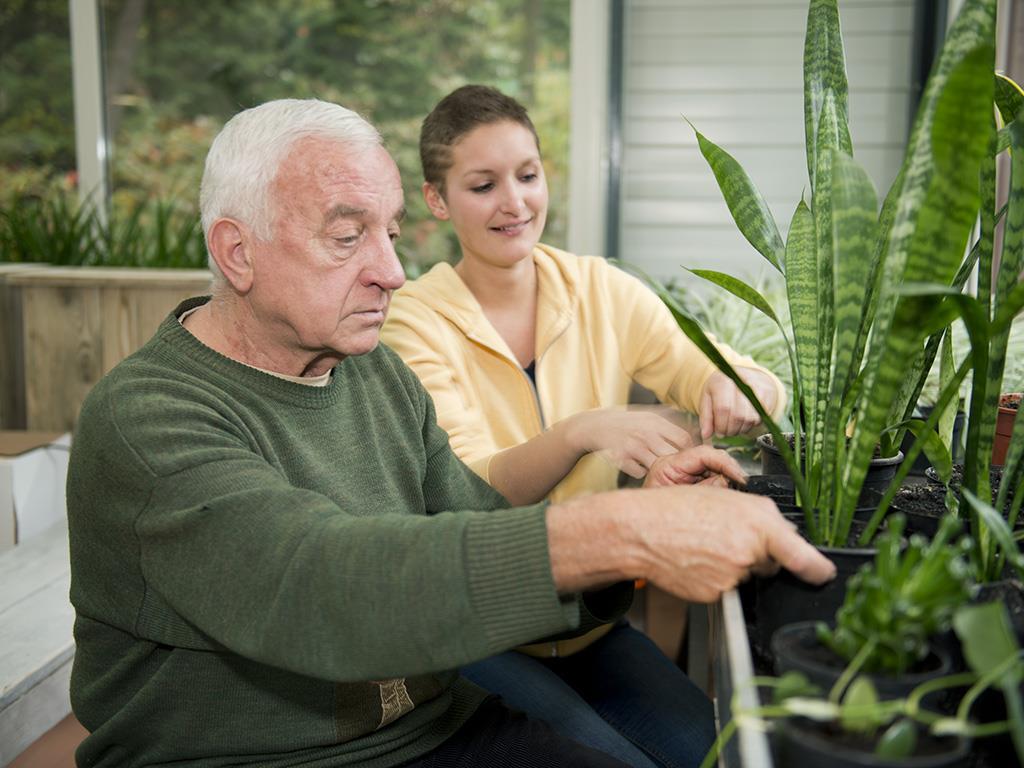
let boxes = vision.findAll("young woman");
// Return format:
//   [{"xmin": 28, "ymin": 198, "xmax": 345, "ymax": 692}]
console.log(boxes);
[{"xmin": 381, "ymin": 85, "xmax": 784, "ymax": 768}]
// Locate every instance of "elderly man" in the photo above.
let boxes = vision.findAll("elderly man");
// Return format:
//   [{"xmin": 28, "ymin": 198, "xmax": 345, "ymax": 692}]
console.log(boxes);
[{"xmin": 67, "ymin": 99, "xmax": 833, "ymax": 768}]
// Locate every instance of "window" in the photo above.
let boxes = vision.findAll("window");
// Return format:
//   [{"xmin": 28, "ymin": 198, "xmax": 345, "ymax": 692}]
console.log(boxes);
[{"xmin": 98, "ymin": 0, "xmax": 571, "ymax": 272}]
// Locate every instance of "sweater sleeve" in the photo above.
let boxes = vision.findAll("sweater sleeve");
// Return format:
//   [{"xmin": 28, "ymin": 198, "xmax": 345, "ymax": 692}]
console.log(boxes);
[
  {"xmin": 381, "ymin": 296, "xmax": 499, "ymax": 479},
  {"xmin": 603, "ymin": 261, "xmax": 787, "ymax": 420},
  {"xmin": 69, "ymin": 372, "xmax": 578, "ymax": 684}
]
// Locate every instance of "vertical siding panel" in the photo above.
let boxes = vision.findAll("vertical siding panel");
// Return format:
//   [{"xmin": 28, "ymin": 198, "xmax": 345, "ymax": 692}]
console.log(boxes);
[{"xmin": 619, "ymin": 0, "xmax": 915, "ymax": 283}]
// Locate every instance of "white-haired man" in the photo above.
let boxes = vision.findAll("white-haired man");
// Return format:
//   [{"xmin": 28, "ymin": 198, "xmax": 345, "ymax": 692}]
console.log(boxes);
[{"xmin": 67, "ymin": 99, "xmax": 833, "ymax": 768}]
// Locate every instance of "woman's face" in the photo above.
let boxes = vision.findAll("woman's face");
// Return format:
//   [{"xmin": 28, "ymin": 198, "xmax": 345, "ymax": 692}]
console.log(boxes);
[{"xmin": 426, "ymin": 120, "xmax": 548, "ymax": 269}]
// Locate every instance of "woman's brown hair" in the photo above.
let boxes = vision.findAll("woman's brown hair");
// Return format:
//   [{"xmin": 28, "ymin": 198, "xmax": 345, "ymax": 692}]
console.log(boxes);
[{"xmin": 419, "ymin": 84, "xmax": 540, "ymax": 196}]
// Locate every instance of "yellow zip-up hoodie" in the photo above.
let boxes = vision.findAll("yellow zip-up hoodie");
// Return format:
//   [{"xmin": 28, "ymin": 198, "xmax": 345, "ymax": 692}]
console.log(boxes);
[{"xmin": 382, "ymin": 244, "xmax": 784, "ymax": 504}]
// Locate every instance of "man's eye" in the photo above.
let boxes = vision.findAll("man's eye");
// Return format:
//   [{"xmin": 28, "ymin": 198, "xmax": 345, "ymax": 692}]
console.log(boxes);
[
  {"xmin": 334, "ymin": 234, "xmax": 360, "ymax": 246},
  {"xmin": 389, "ymin": 230, "xmax": 400, "ymax": 242}
]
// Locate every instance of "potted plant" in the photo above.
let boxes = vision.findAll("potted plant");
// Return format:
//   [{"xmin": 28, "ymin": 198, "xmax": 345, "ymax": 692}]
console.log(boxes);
[
  {"xmin": 707, "ymin": 599, "xmax": 1024, "ymax": 768},
  {"xmin": 647, "ymin": 0, "xmax": 998, "ymax": 558},
  {"xmin": 772, "ymin": 515, "xmax": 971, "ymax": 698}
]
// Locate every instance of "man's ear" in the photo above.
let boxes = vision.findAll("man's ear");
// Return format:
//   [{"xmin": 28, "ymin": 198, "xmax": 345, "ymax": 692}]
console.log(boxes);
[
  {"xmin": 207, "ymin": 218, "xmax": 254, "ymax": 293},
  {"xmin": 422, "ymin": 182, "xmax": 450, "ymax": 221}
]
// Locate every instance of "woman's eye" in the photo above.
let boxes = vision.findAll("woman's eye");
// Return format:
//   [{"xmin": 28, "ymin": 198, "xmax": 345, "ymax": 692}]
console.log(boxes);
[
  {"xmin": 470, "ymin": 183, "xmax": 493, "ymax": 194},
  {"xmin": 521, "ymin": 173, "xmax": 538, "ymax": 182}
]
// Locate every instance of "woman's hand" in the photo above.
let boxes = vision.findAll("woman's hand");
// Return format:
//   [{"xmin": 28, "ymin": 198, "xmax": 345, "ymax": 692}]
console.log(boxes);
[
  {"xmin": 561, "ymin": 407, "xmax": 694, "ymax": 479},
  {"xmin": 643, "ymin": 445, "xmax": 748, "ymax": 489},
  {"xmin": 699, "ymin": 369, "xmax": 778, "ymax": 440}
]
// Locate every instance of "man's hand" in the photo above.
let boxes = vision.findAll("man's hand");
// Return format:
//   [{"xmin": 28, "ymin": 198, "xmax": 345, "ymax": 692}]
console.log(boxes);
[
  {"xmin": 643, "ymin": 445, "xmax": 747, "ymax": 489},
  {"xmin": 699, "ymin": 369, "xmax": 778, "ymax": 441},
  {"xmin": 546, "ymin": 485, "xmax": 835, "ymax": 604},
  {"xmin": 562, "ymin": 407, "xmax": 694, "ymax": 479}
]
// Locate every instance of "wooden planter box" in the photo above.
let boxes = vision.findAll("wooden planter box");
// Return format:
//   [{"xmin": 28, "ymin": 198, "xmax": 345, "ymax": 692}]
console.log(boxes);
[{"xmin": 0, "ymin": 266, "xmax": 211, "ymax": 432}]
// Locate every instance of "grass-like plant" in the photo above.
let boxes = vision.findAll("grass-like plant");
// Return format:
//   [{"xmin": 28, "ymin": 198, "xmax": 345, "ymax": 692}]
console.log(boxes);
[
  {"xmin": 646, "ymin": 0, "xmax": 1002, "ymax": 547},
  {"xmin": 0, "ymin": 193, "xmax": 207, "ymax": 268}
]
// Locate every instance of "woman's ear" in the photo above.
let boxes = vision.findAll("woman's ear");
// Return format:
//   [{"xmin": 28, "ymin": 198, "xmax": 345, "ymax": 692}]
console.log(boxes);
[
  {"xmin": 422, "ymin": 182, "xmax": 450, "ymax": 221},
  {"xmin": 207, "ymin": 218, "xmax": 254, "ymax": 293}
]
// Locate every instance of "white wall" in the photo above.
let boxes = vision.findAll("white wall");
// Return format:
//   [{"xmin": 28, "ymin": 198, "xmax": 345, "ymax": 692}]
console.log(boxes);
[{"xmin": 617, "ymin": 0, "xmax": 917, "ymax": 287}]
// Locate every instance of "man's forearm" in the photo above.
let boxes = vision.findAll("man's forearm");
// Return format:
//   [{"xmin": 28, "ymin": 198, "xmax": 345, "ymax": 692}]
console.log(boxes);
[
  {"xmin": 545, "ymin": 483, "xmax": 838, "ymax": 603},
  {"xmin": 545, "ymin": 489, "xmax": 646, "ymax": 592}
]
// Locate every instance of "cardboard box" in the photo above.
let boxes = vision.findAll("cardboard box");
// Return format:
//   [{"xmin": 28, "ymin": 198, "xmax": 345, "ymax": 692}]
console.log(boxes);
[{"xmin": 0, "ymin": 431, "xmax": 71, "ymax": 550}]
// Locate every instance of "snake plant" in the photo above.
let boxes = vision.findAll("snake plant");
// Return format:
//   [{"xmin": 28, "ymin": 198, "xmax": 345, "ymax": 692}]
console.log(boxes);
[{"xmin": 649, "ymin": 0, "xmax": 1004, "ymax": 547}]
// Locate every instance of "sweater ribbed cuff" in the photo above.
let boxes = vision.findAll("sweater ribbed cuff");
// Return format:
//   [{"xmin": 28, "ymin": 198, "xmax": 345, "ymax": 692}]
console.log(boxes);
[{"xmin": 464, "ymin": 503, "xmax": 578, "ymax": 654}]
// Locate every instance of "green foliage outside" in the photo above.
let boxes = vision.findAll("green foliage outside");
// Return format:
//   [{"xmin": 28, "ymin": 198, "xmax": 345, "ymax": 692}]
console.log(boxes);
[{"xmin": 0, "ymin": 0, "xmax": 570, "ymax": 272}]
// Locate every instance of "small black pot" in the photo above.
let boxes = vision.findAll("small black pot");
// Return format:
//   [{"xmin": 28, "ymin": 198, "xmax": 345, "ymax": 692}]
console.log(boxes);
[
  {"xmin": 775, "ymin": 717, "xmax": 970, "ymax": 768},
  {"xmin": 757, "ymin": 433, "xmax": 904, "ymax": 493},
  {"xmin": 770, "ymin": 621, "xmax": 951, "ymax": 701}
]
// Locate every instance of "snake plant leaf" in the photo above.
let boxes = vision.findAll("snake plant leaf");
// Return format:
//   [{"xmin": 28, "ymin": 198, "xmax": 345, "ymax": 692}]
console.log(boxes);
[
  {"xmin": 813, "ymin": 92, "xmax": 845, "ymax": 513},
  {"xmin": 785, "ymin": 200, "xmax": 819, "ymax": 481},
  {"xmin": 820, "ymin": 151, "xmax": 877, "ymax": 534},
  {"xmin": 937, "ymin": 326, "xmax": 958, "ymax": 459},
  {"xmin": 995, "ymin": 73, "xmax": 1024, "ymax": 126},
  {"xmin": 686, "ymin": 269, "xmax": 780, "ymax": 324},
  {"xmin": 804, "ymin": 0, "xmax": 852, "ymax": 191},
  {"xmin": 839, "ymin": 0, "xmax": 995, "ymax": 527},
  {"xmin": 689, "ymin": 123, "xmax": 785, "ymax": 273}
]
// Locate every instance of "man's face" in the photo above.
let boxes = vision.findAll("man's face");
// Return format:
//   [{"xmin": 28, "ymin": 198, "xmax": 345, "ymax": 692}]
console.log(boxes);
[{"xmin": 249, "ymin": 137, "xmax": 406, "ymax": 367}]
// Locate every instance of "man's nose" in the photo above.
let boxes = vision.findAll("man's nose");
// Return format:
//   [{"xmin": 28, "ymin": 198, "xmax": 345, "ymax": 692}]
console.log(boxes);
[{"xmin": 366, "ymin": 233, "xmax": 405, "ymax": 290}]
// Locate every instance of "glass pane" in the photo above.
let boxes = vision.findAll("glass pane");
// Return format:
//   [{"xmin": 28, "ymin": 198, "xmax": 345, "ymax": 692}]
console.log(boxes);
[
  {"xmin": 100, "ymin": 0, "xmax": 571, "ymax": 273},
  {"xmin": 0, "ymin": 1, "xmax": 75, "ymax": 198}
]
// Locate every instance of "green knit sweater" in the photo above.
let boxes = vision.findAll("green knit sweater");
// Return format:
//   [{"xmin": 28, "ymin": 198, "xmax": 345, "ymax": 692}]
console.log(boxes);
[{"xmin": 67, "ymin": 297, "xmax": 617, "ymax": 767}]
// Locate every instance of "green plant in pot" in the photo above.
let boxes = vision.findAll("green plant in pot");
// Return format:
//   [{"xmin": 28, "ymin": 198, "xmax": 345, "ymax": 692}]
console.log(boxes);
[
  {"xmin": 639, "ymin": 0, "xmax": 999, "ymax": 660},
  {"xmin": 771, "ymin": 514, "xmax": 973, "ymax": 699},
  {"xmin": 704, "ymin": 593, "xmax": 1024, "ymax": 767},
  {"xmin": 647, "ymin": 0, "xmax": 999, "ymax": 557}
]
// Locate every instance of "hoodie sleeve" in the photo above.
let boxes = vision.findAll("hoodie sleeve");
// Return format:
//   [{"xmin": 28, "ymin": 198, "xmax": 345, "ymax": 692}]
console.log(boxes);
[{"xmin": 600, "ymin": 260, "xmax": 787, "ymax": 420}]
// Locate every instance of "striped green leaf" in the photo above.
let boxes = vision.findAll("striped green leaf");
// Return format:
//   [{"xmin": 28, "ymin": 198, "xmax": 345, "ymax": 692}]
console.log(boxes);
[
  {"xmin": 690, "ymin": 124, "xmax": 785, "ymax": 272},
  {"xmin": 822, "ymin": 151, "xmax": 878, "ymax": 538},
  {"xmin": 811, "ymin": 90, "xmax": 842, "ymax": 508},
  {"xmin": 785, "ymin": 200, "xmax": 819, "ymax": 490},
  {"xmin": 804, "ymin": 0, "xmax": 852, "ymax": 191},
  {"xmin": 839, "ymin": 0, "xmax": 996, "ymax": 532},
  {"xmin": 686, "ymin": 269, "xmax": 780, "ymax": 324},
  {"xmin": 995, "ymin": 73, "xmax": 1024, "ymax": 125}
]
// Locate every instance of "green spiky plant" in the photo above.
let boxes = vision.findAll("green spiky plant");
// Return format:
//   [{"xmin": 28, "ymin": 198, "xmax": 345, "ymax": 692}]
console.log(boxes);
[
  {"xmin": 645, "ymin": 0, "xmax": 1004, "ymax": 547},
  {"xmin": 858, "ymin": 72, "xmax": 1024, "ymax": 585}
]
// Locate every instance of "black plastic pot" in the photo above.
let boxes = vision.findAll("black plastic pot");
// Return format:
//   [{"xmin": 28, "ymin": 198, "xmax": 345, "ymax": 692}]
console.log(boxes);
[
  {"xmin": 746, "ymin": 517, "xmax": 881, "ymax": 666},
  {"xmin": 757, "ymin": 433, "xmax": 905, "ymax": 493},
  {"xmin": 770, "ymin": 621, "xmax": 952, "ymax": 700},
  {"xmin": 775, "ymin": 717, "xmax": 970, "ymax": 768}
]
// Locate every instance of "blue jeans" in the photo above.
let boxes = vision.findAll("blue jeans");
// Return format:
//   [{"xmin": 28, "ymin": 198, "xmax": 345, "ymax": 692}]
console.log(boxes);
[{"xmin": 461, "ymin": 621, "xmax": 715, "ymax": 768}]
